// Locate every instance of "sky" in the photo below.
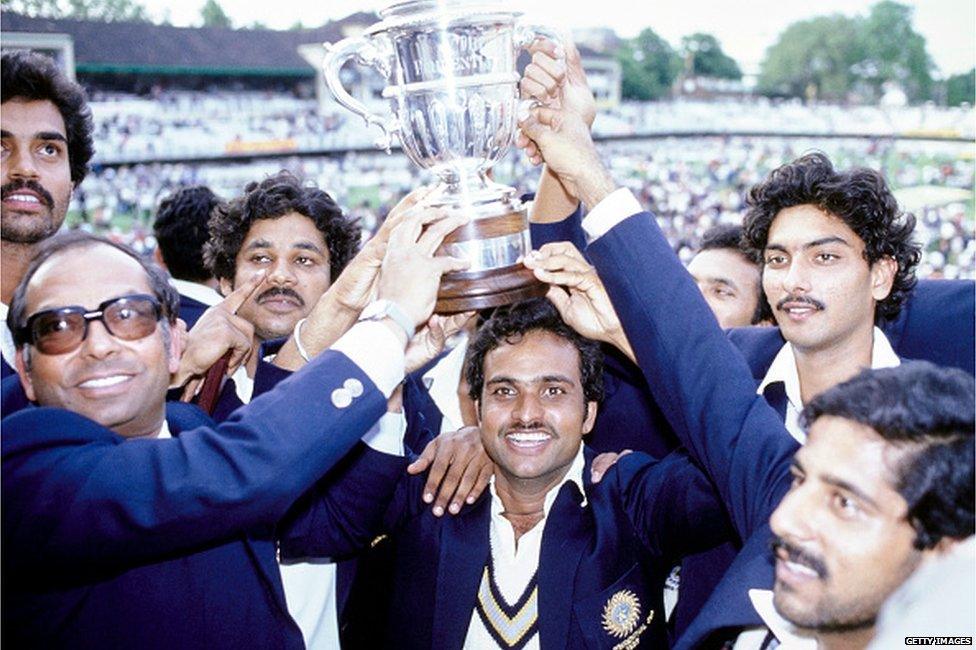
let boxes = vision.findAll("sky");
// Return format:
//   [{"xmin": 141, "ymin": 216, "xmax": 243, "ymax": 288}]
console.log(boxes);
[{"xmin": 142, "ymin": 0, "xmax": 975, "ymax": 76}]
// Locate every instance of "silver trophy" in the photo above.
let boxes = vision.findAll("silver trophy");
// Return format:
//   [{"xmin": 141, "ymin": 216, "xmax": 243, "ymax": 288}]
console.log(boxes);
[{"xmin": 323, "ymin": 0, "xmax": 555, "ymax": 312}]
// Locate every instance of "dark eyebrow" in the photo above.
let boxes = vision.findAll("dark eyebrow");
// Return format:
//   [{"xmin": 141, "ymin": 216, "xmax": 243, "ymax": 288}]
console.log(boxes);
[
  {"xmin": 35, "ymin": 131, "xmax": 68, "ymax": 143},
  {"xmin": 822, "ymin": 474, "xmax": 880, "ymax": 510},
  {"xmin": 486, "ymin": 374, "xmax": 574, "ymax": 386},
  {"xmin": 703, "ymin": 276, "xmax": 738, "ymax": 291},
  {"xmin": 293, "ymin": 241, "xmax": 325, "ymax": 255},
  {"xmin": 766, "ymin": 236, "xmax": 851, "ymax": 254},
  {"xmin": 244, "ymin": 239, "xmax": 273, "ymax": 251},
  {"xmin": 804, "ymin": 236, "xmax": 850, "ymax": 250}
]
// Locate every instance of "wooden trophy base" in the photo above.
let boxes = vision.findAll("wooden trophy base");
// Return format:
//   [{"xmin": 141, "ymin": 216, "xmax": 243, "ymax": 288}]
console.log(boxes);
[{"xmin": 436, "ymin": 265, "xmax": 548, "ymax": 313}]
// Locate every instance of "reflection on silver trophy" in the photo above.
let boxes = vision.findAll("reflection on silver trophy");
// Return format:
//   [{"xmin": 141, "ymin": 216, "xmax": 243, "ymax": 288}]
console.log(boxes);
[{"xmin": 323, "ymin": 0, "xmax": 555, "ymax": 312}]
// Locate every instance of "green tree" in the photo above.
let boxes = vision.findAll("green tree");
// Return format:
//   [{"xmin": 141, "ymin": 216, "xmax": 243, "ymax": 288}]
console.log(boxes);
[
  {"xmin": 200, "ymin": 0, "xmax": 231, "ymax": 28},
  {"xmin": 2, "ymin": 0, "xmax": 150, "ymax": 21},
  {"xmin": 617, "ymin": 28, "xmax": 680, "ymax": 101},
  {"xmin": 680, "ymin": 33, "xmax": 741, "ymax": 80},
  {"xmin": 757, "ymin": 14, "xmax": 864, "ymax": 101},
  {"xmin": 945, "ymin": 69, "xmax": 975, "ymax": 106},
  {"xmin": 857, "ymin": 1, "xmax": 934, "ymax": 101}
]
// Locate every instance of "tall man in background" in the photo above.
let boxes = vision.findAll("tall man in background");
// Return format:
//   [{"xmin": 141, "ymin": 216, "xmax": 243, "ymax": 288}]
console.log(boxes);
[{"xmin": 1, "ymin": 50, "xmax": 94, "ymax": 379}]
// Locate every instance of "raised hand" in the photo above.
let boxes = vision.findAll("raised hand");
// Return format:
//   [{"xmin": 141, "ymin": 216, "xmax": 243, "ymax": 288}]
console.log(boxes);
[
  {"xmin": 376, "ymin": 206, "xmax": 469, "ymax": 330},
  {"xmin": 404, "ymin": 311, "xmax": 475, "ymax": 375},
  {"xmin": 523, "ymin": 242, "xmax": 635, "ymax": 361},
  {"xmin": 174, "ymin": 271, "xmax": 264, "ymax": 398}
]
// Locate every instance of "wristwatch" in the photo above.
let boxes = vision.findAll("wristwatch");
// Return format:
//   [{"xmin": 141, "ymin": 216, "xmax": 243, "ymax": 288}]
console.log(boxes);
[{"xmin": 358, "ymin": 299, "xmax": 415, "ymax": 341}]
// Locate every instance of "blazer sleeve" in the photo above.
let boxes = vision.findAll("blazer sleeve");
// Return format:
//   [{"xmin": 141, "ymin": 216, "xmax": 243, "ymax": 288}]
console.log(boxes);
[
  {"xmin": 277, "ymin": 444, "xmax": 409, "ymax": 561},
  {"xmin": 609, "ymin": 451, "xmax": 736, "ymax": 561},
  {"xmin": 587, "ymin": 211, "xmax": 798, "ymax": 541},
  {"xmin": 2, "ymin": 349, "xmax": 387, "ymax": 574}
]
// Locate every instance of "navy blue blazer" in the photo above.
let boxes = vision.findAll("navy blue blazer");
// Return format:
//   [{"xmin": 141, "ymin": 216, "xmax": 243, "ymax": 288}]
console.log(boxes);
[
  {"xmin": 283, "ymin": 446, "xmax": 735, "ymax": 649},
  {"xmin": 587, "ymin": 210, "xmax": 804, "ymax": 649},
  {"xmin": 178, "ymin": 292, "xmax": 210, "ymax": 330},
  {"xmin": 2, "ymin": 349, "xmax": 398, "ymax": 649}
]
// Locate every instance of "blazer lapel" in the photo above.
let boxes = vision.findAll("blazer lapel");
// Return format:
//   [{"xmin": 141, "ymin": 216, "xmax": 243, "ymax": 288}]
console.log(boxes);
[
  {"xmin": 537, "ymin": 482, "xmax": 592, "ymax": 649},
  {"xmin": 432, "ymin": 498, "xmax": 491, "ymax": 650}
]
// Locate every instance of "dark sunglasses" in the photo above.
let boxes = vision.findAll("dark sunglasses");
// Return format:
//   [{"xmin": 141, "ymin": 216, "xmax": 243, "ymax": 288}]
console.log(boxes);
[{"xmin": 19, "ymin": 294, "xmax": 163, "ymax": 355}]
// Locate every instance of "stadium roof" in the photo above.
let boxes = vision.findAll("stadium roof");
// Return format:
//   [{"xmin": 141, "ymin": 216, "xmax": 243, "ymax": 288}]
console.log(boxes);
[{"xmin": 0, "ymin": 11, "xmax": 378, "ymax": 77}]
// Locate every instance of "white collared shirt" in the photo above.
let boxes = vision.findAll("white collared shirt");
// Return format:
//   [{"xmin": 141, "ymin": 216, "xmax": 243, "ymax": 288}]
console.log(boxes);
[
  {"xmin": 422, "ymin": 334, "xmax": 469, "ymax": 433},
  {"xmin": 756, "ymin": 327, "xmax": 901, "ymax": 444},
  {"xmin": 227, "ymin": 328, "xmax": 406, "ymax": 650},
  {"xmin": 170, "ymin": 278, "xmax": 223, "ymax": 307},
  {"xmin": 0, "ymin": 301, "xmax": 16, "ymax": 372},
  {"xmin": 462, "ymin": 445, "xmax": 588, "ymax": 650}
]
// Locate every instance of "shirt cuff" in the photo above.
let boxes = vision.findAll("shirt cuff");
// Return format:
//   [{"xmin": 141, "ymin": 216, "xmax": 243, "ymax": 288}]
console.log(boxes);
[
  {"xmin": 331, "ymin": 321, "xmax": 405, "ymax": 398},
  {"xmin": 581, "ymin": 188, "xmax": 643, "ymax": 241},
  {"xmin": 361, "ymin": 411, "xmax": 406, "ymax": 456}
]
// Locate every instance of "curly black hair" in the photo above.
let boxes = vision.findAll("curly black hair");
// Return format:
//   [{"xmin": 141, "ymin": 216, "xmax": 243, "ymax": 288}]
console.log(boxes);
[
  {"xmin": 465, "ymin": 297, "xmax": 604, "ymax": 406},
  {"xmin": 205, "ymin": 171, "xmax": 360, "ymax": 283},
  {"xmin": 742, "ymin": 152, "xmax": 920, "ymax": 323},
  {"xmin": 1, "ymin": 50, "xmax": 95, "ymax": 186},
  {"xmin": 153, "ymin": 185, "xmax": 221, "ymax": 283},
  {"xmin": 801, "ymin": 361, "xmax": 975, "ymax": 550}
]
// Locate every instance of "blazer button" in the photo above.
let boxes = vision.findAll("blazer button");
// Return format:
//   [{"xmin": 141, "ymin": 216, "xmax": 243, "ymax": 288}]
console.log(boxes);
[
  {"xmin": 331, "ymin": 387, "xmax": 353, "ymax": 409},
  {"xmin": 343, "ymin": 378, "xmax": 364, "ymax": 398}
]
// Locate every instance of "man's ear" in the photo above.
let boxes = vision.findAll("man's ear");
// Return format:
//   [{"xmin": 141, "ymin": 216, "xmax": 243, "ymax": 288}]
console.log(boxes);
[
  {"xmin": 167, "ymin": 318, "xmax": 186, "ymax": 375},
  {"xmin": 871, "ymin": 256, "xmax": 897, "ymax": 302},
  {"xmin": 582, "ymin": 401, "xmax": 598, "ymax": 435},
  {"xmin": 15, "ymin": 348, "xmax": 36, "ymax": 402},
  {"xmin": 218, "ymin": 276, "xmax": 233, "ymax": 298}
]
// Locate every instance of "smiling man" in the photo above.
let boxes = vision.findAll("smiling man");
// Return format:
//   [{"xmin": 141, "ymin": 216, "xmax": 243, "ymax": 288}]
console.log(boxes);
[
  {"xmin": 686, "ymin": 223, "xmax": 764, "ymax": 329},
  {"xmin": 1, "ymin": 50, "xmax": 94, "ymax": 379}
]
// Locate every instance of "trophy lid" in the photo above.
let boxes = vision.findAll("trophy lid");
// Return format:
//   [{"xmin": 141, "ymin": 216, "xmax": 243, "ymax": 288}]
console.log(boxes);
[{"xmin": 372, "ymin": 0, "xmax": 522, "ymax": 32}]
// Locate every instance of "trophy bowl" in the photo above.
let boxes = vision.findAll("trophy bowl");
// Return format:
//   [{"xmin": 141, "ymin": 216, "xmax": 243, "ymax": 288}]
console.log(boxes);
[{"xmin": 323, "ymin": 0, "xmax": 554, "ymax": 312}]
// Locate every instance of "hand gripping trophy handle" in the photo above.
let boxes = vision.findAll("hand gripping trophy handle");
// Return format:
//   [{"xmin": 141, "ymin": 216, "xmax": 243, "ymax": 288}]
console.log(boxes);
[{"xmin": 322, "ymin": 35, "xmax": 398, "ymax": 151}]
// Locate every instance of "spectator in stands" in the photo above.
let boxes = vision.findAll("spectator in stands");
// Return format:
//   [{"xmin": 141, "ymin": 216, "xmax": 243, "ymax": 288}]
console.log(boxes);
[
  {"xmin": 686, "ymin": 222, "xmax": 764, "ymax": 328},
  {"xmin": 1, "ymin": 50, "xmax": 94, "ymax": 379},
  {"xmin": 152, "ymin": 185, "xmax": 223, "ymax": 328}
]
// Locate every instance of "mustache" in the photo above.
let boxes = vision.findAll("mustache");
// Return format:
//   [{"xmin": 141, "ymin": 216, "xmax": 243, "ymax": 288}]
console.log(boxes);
[
  {"xmin": 775, "ymin": 294, "xmax": 826, "ymax": 312},
  {"xmin": 771, "ymin": 537, "xmax": 829, "ymax": 579},
  {"xmin": 256, "ymin": 286, "xmax": 305, "ymax": 307},
  {"xmin": 504, "ymin": 420, "xmax": 556, "ymax": 436},
  {"xmin": 1, "ymin": 179, "xmax": 54, "ymax": 209}
]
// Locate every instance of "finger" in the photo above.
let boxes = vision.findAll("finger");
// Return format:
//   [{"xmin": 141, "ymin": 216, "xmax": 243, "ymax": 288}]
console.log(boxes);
[
  {"xmin": 465, "ymin": 462, "xmax": 494, "ymax": 504},
  {"xmin": 545, "ymin": 284, "xmax": 572, "ymax": 315},
  {"xmin": 432, "ymin": 255, "xmax": 471, "ymax": 275},
  {"xmin": 536, "ymin": 240, "xmax": 586, "ymax": 259},
  {"xmin": 520, "ymin": 75, "xmax": 552, "ymax": 102},
  {"xmin": 442, "ymin": 311, "xmax": 474, "ymax": 337},
  {"xmin": 406, "ymin": 438, "xmax": 437, "ymax": 476},
  {"xmin": 432, "ymin": 454, "xmax": 470, "ymax": 516},
  {"xmin": 446, "ymin": 455, "xmax": 484, "ymax": 514},
  {"xmin": 530, "ymin": 54, "xmax": 566, "ymax": 88},
  {"xmin": 381, "ymin": 186, "xmax": 435, "ymax": 235},
  {"xmin": 531, "ymin": 267, "xmax": 594, "ymax": 290},
  {"xmin": 222, "ymin": 270, "xmax": 267, "ymax": 315},
  {"xmin": 389, "ymin": 207, "xmax": 450, "ymax": 248},
  {"xmin": 181, "ymin": 377, "xmax": 201, "ymax": 402},
  {"xmin": 417, "ymin": 214, "xmax": 468, "ymax": 255},
  {"xmin": 531, "ymin": 106, "xmax": 563, "ymax": 130},
  {"xmin": 422, "ymin": 443, "xmax": 455, "ymax": 510},
  {"xmin": 526, "ymin": 36, "xmax": 560, "ymax": 58}
]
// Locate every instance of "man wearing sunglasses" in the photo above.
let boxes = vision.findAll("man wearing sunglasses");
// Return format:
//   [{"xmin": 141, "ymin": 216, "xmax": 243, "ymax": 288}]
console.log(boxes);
[
  {"xmin": 2, "ymin": 220, "xmax": 467, "ymax": 648},
  {"xmin": 1, "ymin": 50, "xmax": 95, "ymax": 381}
]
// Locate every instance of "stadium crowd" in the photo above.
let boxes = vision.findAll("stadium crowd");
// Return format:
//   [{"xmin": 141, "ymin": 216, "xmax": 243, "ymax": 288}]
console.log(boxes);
[{"xmin": 1, "ymin": 45, "xmax": 974, "ymax": 650}]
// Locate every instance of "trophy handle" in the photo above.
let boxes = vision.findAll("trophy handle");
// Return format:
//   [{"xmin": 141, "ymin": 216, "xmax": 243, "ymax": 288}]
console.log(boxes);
[{"xmin": 322, "ymin": 35, "xmax": 398, "ymax": 151}]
